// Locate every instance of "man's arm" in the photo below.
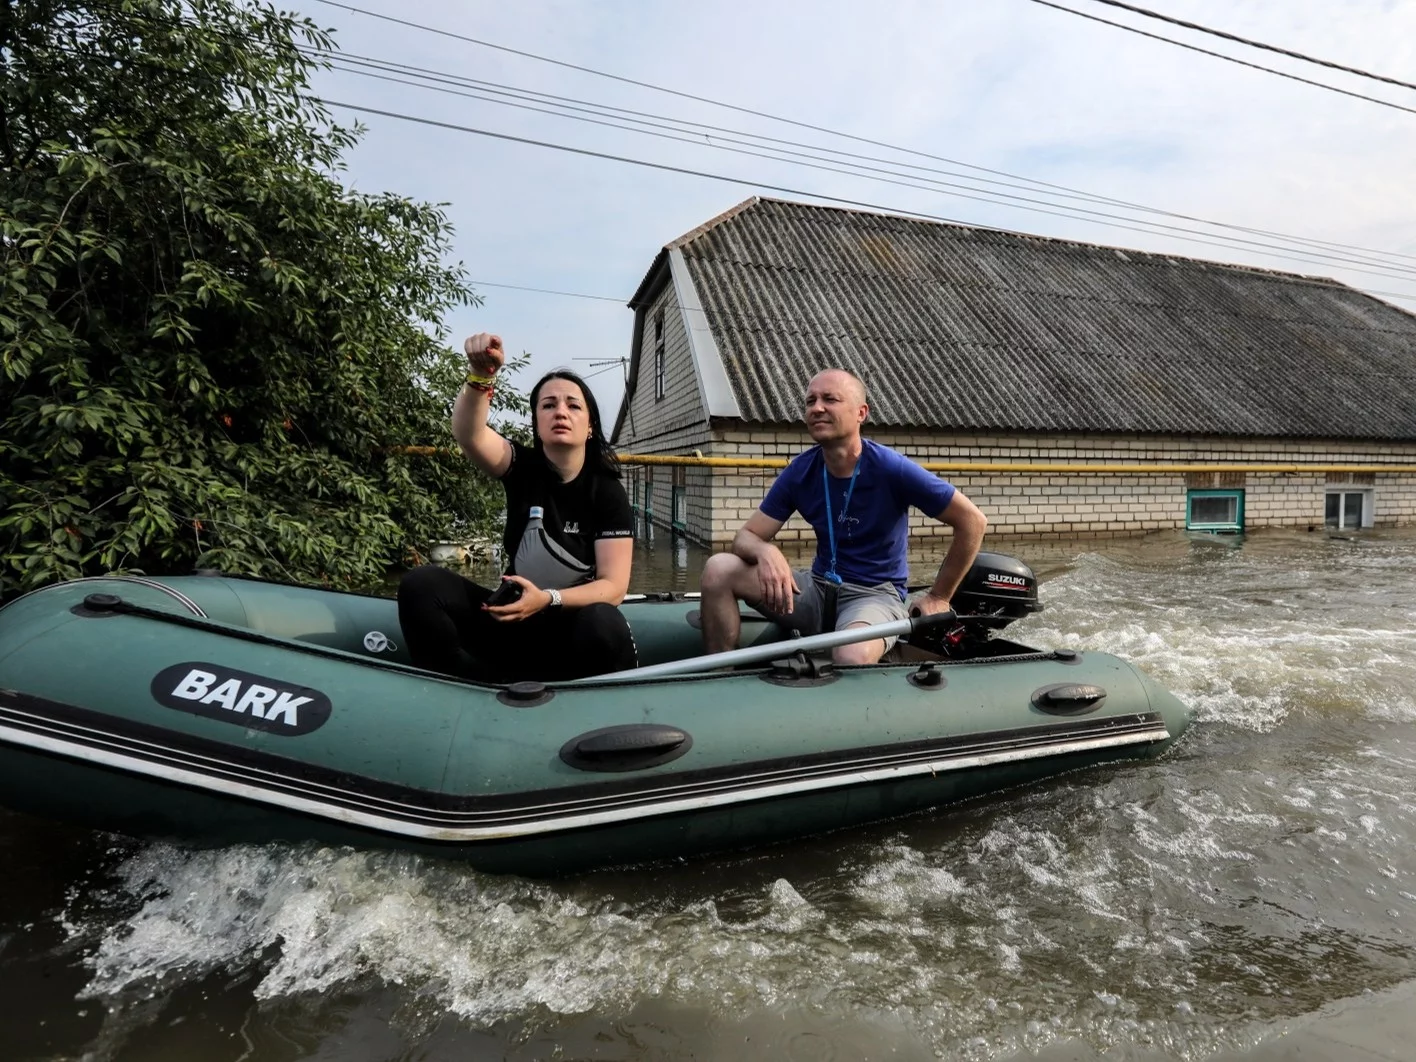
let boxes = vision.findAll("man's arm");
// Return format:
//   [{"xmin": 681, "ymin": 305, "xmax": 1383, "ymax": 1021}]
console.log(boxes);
[
  {"xmin": 914, "ymin": 491, "xmax": 988, "ymax": 616},
  {"xmin": 731, "ymin": 509, "xmax": 797, "ymax": 615}
]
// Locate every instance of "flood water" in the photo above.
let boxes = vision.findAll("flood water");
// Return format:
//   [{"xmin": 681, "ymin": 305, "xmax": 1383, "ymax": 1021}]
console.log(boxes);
[{"xmin": 5, "ymin": 528, "xmax": 1416, "ymax": 1061}]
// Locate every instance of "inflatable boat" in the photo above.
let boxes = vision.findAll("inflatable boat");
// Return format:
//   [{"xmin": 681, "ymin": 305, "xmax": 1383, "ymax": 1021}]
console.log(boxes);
[{"xmin": 0, "ymin": 555, "xmax": 1192, "ymax": 875}]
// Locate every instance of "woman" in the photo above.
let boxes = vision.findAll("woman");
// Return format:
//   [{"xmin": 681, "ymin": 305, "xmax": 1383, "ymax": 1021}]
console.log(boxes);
[{"xmin": 397, "ymin": 332, "xmax": 637, "ymax": 682}]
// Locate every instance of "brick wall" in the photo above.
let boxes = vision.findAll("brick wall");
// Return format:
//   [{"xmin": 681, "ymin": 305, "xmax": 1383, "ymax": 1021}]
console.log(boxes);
[{"xmin": 690, "ymin": 427, "xmax": 1416, "ymax": 546}]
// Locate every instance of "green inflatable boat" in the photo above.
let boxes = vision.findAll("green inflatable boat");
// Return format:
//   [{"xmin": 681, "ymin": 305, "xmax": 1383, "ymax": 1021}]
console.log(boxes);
[{"xmin": 0, "ymin": 554, "xmax": 1192, "ymax": 876}]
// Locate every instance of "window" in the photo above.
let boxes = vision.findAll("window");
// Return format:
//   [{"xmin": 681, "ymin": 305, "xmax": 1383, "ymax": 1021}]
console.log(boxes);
[
  {"xmin": 653, "ymin": 309, "xmax": 666, "ymax": 401},
  {"xmin": 1326, "ymin": 489, "xmax": 1371, "ymax": 530},
  {"xmin": 1186, "ymin": 489, "xmax": 1244, "ymax": 533},
  {"xmin": 671, "ymin": 467, "xmax": 687, "ymax": 532},
  {"xmin": 671, "ymin": 486, "xmax": 687, "ymax": 532}
]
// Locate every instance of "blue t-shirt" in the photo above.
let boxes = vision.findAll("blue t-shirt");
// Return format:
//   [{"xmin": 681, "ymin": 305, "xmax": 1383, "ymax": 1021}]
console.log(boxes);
[{"xmin": 759, "ymin": 439, "xmax": 957, "ymax": 598}]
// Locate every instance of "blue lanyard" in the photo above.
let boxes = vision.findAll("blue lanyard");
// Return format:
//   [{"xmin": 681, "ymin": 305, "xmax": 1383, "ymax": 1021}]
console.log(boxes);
[{"xmin": 822, "ymin": 460, "xmax": 860, "ymax": 585}]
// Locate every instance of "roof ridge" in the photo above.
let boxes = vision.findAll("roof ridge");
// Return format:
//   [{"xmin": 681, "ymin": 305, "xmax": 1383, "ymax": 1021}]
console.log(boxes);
[{"xmin": 667, "ymin": 197, "xmax": 762, "ymax": 250}]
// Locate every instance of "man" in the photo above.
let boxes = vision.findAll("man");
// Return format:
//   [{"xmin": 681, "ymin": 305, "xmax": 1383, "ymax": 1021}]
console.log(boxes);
[{"xmin": 699, "ymin": 369, "xmax": 987, "ymax": 664}]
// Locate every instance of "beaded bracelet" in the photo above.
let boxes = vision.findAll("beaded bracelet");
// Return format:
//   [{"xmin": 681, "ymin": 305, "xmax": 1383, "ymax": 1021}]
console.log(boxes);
[{"xmin": 464, "ymin": 371, "xmax": 495, "ymax": 393}]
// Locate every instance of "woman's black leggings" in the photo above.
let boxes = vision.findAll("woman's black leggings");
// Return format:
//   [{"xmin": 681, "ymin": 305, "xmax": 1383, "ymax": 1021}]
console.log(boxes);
[{"xmin": 396, "ymin": 565, "xmax": 637, "ymax": 682}]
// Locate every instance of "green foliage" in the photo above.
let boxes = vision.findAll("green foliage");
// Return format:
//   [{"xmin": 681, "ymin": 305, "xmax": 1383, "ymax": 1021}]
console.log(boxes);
[{"xmin": 0, "ymin": 0, "xmax": 519, "ymax": 597}]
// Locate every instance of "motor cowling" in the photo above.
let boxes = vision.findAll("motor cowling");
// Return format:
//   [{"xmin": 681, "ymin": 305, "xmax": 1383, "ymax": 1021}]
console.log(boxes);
[{"xmin": 952, "ymin": 551, "xmax": 1040, "ymax": 629}]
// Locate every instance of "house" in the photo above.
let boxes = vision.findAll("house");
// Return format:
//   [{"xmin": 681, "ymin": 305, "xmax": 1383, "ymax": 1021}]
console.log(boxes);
[{"xmin": 612, "ymin": 197, "xmax": 1416, "ymax": 546}]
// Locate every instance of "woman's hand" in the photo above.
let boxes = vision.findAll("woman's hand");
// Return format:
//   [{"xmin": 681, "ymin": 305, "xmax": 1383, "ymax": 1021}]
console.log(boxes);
[
  {"xmin": 483, "ymin": 575, "xmax": 548, "ymax": 622},
  {"xmin": 465, "ymin": 332, "xmax": 504, "ymax": 377}
]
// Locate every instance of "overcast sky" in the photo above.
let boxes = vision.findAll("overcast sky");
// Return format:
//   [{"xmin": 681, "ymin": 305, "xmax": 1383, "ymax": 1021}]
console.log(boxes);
[{"xmin": 282, "ymin": 0, "xmax": 1416, "ymax": 428}]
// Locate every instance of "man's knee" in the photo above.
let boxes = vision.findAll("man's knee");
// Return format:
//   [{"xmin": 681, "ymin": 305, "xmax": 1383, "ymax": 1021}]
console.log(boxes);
[
  {"xmin": 832, "ymin": 633, "xmax": 886, "ymax": 666},
  {"xmin": 701, "ymin": 552, "xmax": 748, "ymax": 595}
]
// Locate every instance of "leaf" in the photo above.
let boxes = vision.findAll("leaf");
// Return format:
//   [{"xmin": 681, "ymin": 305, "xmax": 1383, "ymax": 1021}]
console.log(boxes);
[{"xmin": 0, "ymin": 0, "xmax": 509, "ymax": 599}]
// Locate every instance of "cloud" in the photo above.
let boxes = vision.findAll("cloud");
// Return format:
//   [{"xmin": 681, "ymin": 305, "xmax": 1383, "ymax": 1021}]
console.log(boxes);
[{"xmin": 285, "ymin": 0, "xmax": 1416, "ymax": 427}]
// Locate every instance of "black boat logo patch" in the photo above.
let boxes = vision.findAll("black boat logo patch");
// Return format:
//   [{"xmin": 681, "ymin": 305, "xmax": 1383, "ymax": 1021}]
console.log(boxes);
[{"xmin": 151, "ymin": 663, "xmax": 332, "ymax": 735}]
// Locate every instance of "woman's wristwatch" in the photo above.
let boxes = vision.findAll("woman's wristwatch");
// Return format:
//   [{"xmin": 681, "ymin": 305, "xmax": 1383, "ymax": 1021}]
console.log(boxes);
[{"xmin": 545, "ymin": 588, "xmax": 562, "ymax": 609}]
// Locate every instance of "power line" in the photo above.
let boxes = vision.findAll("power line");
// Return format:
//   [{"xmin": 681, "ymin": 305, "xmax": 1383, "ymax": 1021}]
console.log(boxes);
[
  {"xmin": 473, "ymin": 277, "xmax": 1416, "ymax": 309},
  {"xmin": 471, "ymin": 280, "xmax": 624, "ymax": 303},
  {"xmin": 57, "ymin": 1, "xmax": 1416, "ymax": 283},
  {"xmin": 1076, "ymin": 0, "xmax": 1416, "ymax": 94},
  {"xmin": 308, "ymin": 0, "xmax": 1416, "ymax": 268},
  {"xmin": 324, "ymin": 97, "xmax": 1416, "ymax": 287},
  {"xmin": 1023, "ymin": 0, "xmax": 1416, "ymax": 117},
  {"xmin": 324, "ymin": 56, "xmax": 1416, "ymax": 280}
]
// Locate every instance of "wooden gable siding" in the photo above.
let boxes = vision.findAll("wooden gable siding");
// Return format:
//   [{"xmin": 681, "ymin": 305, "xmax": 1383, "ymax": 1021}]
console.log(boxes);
[{"xmin": 618, "ymin": 277, "xmax": 716, "ymax": 538}]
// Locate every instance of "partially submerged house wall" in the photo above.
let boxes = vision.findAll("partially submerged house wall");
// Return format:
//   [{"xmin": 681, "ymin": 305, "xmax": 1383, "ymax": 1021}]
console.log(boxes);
[{"xmin": 696, "ymin": 426, "xmax": 1416, "ymax": 547}]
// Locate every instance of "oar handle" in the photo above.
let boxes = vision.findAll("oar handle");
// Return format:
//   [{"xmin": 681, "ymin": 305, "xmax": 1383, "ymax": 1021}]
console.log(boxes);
[{"xmin": 906, "ymin": 608, "xmax": 958, "ymax": 635}]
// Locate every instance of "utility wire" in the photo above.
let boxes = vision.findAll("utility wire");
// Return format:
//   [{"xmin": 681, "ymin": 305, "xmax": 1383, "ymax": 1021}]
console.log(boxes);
[
  {"xmin": 1024, "ymin": 0, "xmax": 1416, "ymax": 117},
  {"xmin": 58, "ymin": 2, "xmax": 1416, "ymax": 280},
  {"xmin": 325, "ymin": 98, "xmax": 1416, "ymax": 287},
  {"xmin": 471, "ymin": 280, "xmax": 624, "ymax": 303},
  {"xmin": 322, "ymin": 66, "xmax": 1416, "ymax": 282},
  {"xmin": 1077, "ymin": 0, "xmax": 1416, "ymax": 94},
  {"xmin": 473, "ymin": 277, "xmax": 1416, "ymax": 309},
  {"xmin": 309, "ymin": 0, "xmax": 1416, "ymax": 266},
  {"xmin": 325, "ymin": 53, "xmax": 1416, "ymax": 278}
]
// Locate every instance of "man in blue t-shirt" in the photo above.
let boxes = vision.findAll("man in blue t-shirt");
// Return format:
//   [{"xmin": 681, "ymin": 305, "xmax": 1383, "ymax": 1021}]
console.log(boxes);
[{"xmin": 700, "ymin": 369, "xmax": 988, "ymax": 664}]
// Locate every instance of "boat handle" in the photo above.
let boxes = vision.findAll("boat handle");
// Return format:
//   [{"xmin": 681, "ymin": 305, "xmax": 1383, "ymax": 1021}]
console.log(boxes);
[
  {"xmin": 559, "ymin": 724, "xmax": 693, "ymax": 772},
  {"xmin": 1031, "ymin": 683, "xmax": 1107, "ymax": 713}
]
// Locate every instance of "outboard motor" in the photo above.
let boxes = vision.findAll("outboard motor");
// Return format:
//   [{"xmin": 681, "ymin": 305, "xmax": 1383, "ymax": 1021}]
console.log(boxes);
[
  {"xmin": 952, "ymin": 551, "xmax": 1040, "ymax": 630},
  {"xmin": 911, "ymin": 552, "xmax": 1041, "ymax": 660}
]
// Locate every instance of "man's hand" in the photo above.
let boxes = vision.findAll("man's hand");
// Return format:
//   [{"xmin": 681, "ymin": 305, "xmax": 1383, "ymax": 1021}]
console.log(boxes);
[
  {"xmin": 465, "ymin": 333, "xmax": 504, "ymax": 377},
  {"xmin": 754, "ymin": 544, "xmax": 800, "ymax": 615},
  {"xmin": 909, "ymin": 590, "xmax": 953, "ymax": 618}
]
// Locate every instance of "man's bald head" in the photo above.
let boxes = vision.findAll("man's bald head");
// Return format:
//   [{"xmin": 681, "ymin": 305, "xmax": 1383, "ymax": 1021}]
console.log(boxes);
[
  {"xmin": 808, "ymin": 369, "xmax": 868, "ymax": 406},
  {"xmin": 804, "ymin": 369, "xmax": 869, "ymax": 444}
]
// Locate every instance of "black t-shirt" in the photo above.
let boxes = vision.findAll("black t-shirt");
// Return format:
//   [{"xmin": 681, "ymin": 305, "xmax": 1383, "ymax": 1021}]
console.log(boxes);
[{"xmin": 500, "ymin": 442, "xmax": 635, "ymax": 579}]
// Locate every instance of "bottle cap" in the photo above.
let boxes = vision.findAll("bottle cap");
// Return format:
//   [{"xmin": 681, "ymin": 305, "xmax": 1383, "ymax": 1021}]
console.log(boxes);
[{"xmin": 529, "ymin": 506, "xmax": 544, "ymax": 519}]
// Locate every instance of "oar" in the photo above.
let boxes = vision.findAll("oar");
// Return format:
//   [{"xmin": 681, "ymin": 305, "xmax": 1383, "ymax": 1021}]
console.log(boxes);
[{"xmin": 570, "ymin": 609, "xmax": 960, "ymax": 684}]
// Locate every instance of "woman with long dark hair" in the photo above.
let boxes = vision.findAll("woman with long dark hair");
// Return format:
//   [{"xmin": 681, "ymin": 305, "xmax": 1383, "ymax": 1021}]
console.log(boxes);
[{"xmin": 397, "ymin": 332, "xmax": 637, "ymax": 682}]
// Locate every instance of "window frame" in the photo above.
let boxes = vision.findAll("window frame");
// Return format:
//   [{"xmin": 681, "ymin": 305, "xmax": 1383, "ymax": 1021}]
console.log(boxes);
[
  {"xmin": 671, "ymin": 484, "xmax": 687, "ymax": 533},
  {"xmin": 1186, "ymin": 488, "xmax": 1245, "ymax": 533},
  {"xmin": 653, "ymin": 309, "xmax": 666, "ymax": 401},
  {"xmin": 1325, "ymin": 488, "xmax": 1373, "ymax": 530}
]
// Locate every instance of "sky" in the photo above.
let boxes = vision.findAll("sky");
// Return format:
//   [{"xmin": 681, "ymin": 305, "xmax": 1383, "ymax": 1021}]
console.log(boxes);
[{"xmin": 280, "ymin": 0, "xmax": 1416, "ymax": 429}]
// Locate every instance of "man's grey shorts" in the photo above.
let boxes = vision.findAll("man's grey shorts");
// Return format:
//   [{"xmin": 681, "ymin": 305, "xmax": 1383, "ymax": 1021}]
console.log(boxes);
[{"xmin": 755, "ymin": 570, "xmax": 909, "ymax": 650}]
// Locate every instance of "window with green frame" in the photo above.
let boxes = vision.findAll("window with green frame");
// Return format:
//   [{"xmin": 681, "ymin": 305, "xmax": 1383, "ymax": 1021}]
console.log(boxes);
[
  {"xmin": 671, "ymin": 485, "xmax": 687, "ymax": 532},
  {"xmin": 1186, "ymin": 489, "xmax": 1244, "ymax": 532},
  {"xmin": 670, "ymin": 467, "xmax": 687, "ymax": 533}
]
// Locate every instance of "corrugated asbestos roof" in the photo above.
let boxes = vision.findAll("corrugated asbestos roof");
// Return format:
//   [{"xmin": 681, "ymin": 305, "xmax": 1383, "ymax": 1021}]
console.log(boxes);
[{"xmin": 671, "ymin": 197, "xmax": 1416, "ymax": 438}]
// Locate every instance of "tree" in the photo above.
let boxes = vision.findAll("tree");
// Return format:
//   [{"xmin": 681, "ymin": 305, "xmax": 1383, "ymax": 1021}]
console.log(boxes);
[{"xmin": 0, "ymin": 0, "xmax": 521, "ymax": 599}]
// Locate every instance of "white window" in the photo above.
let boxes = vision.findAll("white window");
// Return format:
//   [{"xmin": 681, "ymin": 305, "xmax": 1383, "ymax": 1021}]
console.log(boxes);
[{"xmin": 1325, "ymin": 489, "xmax": 1372, "ymax": 530}]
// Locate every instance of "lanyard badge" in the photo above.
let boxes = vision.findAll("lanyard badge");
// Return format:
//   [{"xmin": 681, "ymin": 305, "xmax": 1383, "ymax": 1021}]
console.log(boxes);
[{"xmin": 822, "ymin": 460, "xmax": 860, "ymax": 586}]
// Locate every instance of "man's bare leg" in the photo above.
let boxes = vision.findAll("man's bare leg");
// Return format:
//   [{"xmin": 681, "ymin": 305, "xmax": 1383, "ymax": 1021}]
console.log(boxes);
[
  {"xmin": 699, "ymin": 553, "xmax": 763, "ymax": 654},
  {"xmin": 832, "ymin": 622, "xmax": 887, "ymax": 666}
]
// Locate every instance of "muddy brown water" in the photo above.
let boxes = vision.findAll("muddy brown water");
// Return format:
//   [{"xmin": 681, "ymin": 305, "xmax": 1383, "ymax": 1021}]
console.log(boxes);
[{"xmin": 4, "ymin": 528, "xmax": 1416, "ymax": 1061}]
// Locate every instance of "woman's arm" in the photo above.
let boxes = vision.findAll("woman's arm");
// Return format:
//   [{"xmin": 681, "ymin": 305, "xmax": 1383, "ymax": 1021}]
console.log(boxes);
[
  {"xmin": 451, "ymin": 332, "xmax": 512, "ymax": 478},
  {"xmin": 562, "ymin": 536, "xmax": 633, "ymax": 608},
  {"xmin": 484, "ymin": 537, "xmax": 633, "ymax": 621}
]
